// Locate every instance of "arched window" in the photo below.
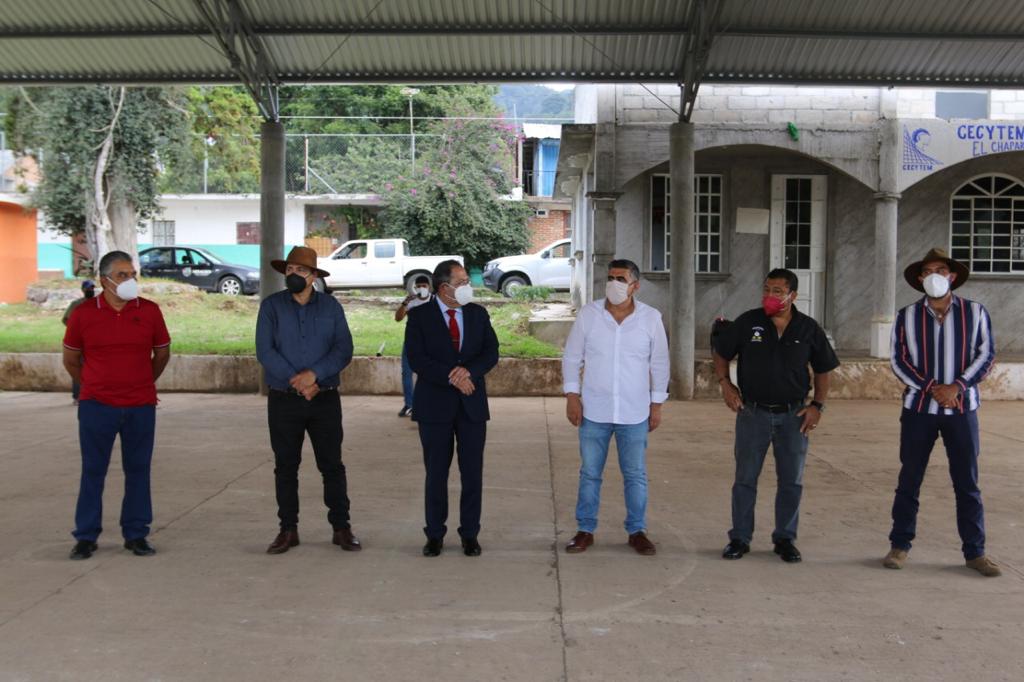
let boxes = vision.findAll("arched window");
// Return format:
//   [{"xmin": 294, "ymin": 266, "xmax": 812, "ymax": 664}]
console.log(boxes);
[{"xmin": 950, "ymin": 174, "xmax": 1024, "ymax": 274}]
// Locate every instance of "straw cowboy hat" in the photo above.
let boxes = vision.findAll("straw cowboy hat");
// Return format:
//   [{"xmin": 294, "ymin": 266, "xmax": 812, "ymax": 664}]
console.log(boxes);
[
  {"xmin": 271, "ymin": 246, "xmax": 330, "ymax": 278},
  {"xmin": 903, "ymin": 247, "xmax": 970, "ymax": 292}
]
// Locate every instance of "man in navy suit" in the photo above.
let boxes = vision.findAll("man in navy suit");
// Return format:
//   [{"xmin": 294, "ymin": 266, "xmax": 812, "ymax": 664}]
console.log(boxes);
[{"xmin": 405, "ymin": 260, "xmax": 499, "ymax": 557}]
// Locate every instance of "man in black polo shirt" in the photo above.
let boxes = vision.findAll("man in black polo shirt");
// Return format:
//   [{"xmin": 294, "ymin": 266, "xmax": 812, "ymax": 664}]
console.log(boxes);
[{"xmin": 713, "ymin": 268, "xmax": 839, "ymax": 563}]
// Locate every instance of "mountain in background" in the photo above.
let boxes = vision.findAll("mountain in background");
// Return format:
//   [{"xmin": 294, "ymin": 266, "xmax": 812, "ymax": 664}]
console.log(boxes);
[{"xmin": 494, "ymin": 84, "xmax": 574, "ymax": 121}]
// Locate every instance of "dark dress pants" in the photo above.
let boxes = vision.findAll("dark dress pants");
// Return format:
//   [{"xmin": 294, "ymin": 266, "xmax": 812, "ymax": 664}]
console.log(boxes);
[
  {"xmin": 267, "ymin": 389, "xmax": 351, "ymax": 531},
  {"xmin": 74, "ymin": 400, "xmax": 156, "ymax": 542},
  {"xmin": 418, "ymin": 403, "xmax": 486, "ymax": 541},
  {"xmin": 889, "ymin": 408, "xmax": 985, "ymax": 560}
]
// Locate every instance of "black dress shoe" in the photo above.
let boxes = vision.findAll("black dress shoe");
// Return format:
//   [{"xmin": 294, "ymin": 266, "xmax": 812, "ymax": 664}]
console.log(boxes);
[
  {"xmin": 461, "ymin": 537, "xmax": 482, "ymax": 557},
  {"xmin": 722, "ymin": 539, "xmax": 750, "ymax": 560},
  {"xmin": 332, "ymin": 527, "xmax": 362, "ymax": 552},
  {"xmin": 70, "ymin": 540, "xmax": 98, "ymax": 561},
  {"xmin": 422, "ymin": 538, "xmax": 443, "ymax": 557},
  {"xmin": 267, "ymin": 529, "xmax": 299, "ymax": 554},
  {"xmin": 124, "ymin": 538, "xmax": 156, "ymax": 556},
  {"xmin": 774, "ymin": 539, "xmax": 802, "ymax": 563}
]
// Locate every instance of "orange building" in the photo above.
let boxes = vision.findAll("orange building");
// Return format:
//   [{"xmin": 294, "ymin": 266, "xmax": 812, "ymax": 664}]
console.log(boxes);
[{"xmin": 0, "ymin": 199, "xmax": 39, "ymax": 303}]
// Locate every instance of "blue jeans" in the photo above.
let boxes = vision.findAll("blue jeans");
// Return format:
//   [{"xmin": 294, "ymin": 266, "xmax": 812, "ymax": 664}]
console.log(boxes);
[
  {"xmin": 575, "ymin": 418, "xmax": 649, "ymax": 535},
  {"xmin": 889, "ymin": 409, "xmax": 985, "ymax": 560},
  {"xmin": 729, "ymin": 404, "xmax": 808, "ymax": 545},
  {"xmin": 74, "ymin": 400, "xmax": 156, "ymax": 542},
  {"xmin": 401, "ymin": 344, "xmax": 414, "ymax": 408}
]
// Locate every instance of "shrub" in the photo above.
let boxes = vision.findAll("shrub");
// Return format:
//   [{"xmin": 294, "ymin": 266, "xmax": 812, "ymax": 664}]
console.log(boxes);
[{"xmin": 510, "ymin": 286, "xmax": 553, "ymax": 302}]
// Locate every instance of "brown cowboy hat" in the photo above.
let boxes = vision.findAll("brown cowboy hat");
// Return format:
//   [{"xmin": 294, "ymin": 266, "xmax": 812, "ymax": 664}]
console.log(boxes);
[
  {"xmin": 903, "ymin": 247, "xmax": 969, "ymax": 292},
  {"xmin": 271, "ymin": 246, "xmax": 330, "ymax": 279}
]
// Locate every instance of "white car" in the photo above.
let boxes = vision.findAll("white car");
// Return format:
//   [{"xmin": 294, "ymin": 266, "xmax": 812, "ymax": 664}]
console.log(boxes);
[
  {"xmin": 482, "ymin": 239, "xmax": 572, "ymax": 297},
  {"xmin": 316, "ymin": 238, "xmax": 462, "ymax": 292}
]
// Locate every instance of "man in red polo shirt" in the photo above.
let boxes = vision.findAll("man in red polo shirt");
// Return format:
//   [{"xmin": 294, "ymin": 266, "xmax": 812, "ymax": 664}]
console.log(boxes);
[{"xmin": 62, "ymin": 250, "xmax": 171, "ymax": 560}]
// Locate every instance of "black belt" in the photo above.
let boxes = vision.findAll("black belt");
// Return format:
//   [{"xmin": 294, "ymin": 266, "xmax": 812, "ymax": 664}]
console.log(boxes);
[
  {"xmin": 746, "ymin": 400, "xmax": 803, "ymax": 414},
  {"xmin": 270, "ymin": 386, "xmax": 338, "ymax": 396}
]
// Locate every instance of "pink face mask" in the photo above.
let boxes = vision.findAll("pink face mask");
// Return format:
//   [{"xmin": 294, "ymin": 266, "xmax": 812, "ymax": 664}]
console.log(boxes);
[{"xmin": 762, "ymin": 294, "xmax": 789, "ymax": 317}]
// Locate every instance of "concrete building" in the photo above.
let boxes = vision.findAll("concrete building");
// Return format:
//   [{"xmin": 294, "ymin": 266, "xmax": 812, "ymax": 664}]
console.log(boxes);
[
  {"xmin": 557, "ymin": 85, "xmax": 1024, "ymax": 356},
  {"xmin": 33, "ymin": 193, "xmax": 385, "ymax": 276}
]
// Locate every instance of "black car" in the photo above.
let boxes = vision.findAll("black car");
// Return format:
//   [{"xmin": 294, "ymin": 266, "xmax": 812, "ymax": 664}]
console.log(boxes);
[{"xmin": 139, "ymin": 246, "xmax": 260, "ymax": 295}]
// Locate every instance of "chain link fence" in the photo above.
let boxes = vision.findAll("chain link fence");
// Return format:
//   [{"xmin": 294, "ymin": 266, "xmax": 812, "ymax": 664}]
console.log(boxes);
[{"xmin": 167, "ymin": 133, "xmax": 447, "ymax": 195}]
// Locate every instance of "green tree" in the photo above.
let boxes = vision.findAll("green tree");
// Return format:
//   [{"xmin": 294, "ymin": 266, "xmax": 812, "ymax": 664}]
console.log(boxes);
[
  {"xmin": 5, "ymin": 86, "xmax": 189, "ymax": 271},
  {"xmin": 160, "ymin": 86, "xmax": 261, "ymax": 194},
  {"xmin": 379, "ymin": 117, "xmax": 531, "ymax": 268}
]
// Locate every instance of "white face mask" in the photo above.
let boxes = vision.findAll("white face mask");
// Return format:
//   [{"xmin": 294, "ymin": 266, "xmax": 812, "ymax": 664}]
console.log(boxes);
[
  {"xmin": 109, "ymin": 276, "xmax": 139, "ymax": 301},
  {"xmin": 415, "ymin": 286, "xmax": 430, "ymax": 298},
  {"xmin": 922, "ymin": 273, "xmax": 951, "ymax": 299},
  {"xmin": 453, "ymin": 284, "xmax": 474, "ymax": 306},
  {"xmin": 605, "ymin": 280, "xmax": 631, "ymax": 306}
]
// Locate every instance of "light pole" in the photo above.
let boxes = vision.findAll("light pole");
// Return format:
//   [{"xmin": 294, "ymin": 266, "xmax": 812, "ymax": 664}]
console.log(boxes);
[{"xmin": 400, "ymin": 87, "xmax": 420, "ymax": 174}]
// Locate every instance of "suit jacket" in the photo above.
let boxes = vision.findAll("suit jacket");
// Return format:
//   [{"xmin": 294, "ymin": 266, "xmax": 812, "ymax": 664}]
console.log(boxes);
[{"xmin": 405, "ymin": 298, "xmax": 499, "ymax": 423}]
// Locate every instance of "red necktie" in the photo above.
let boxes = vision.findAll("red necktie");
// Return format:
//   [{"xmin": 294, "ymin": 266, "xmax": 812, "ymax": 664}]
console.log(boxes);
[{"xmin": 447, "ymin": 309, "xmax": 460, "ymax": 352}]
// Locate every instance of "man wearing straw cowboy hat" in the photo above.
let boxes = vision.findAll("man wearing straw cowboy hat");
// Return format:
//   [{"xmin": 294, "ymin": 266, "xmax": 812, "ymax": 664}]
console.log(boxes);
[
  {"xmin": 256, "ymin": 246, "xmax": 361, "ymax": 555},
  {"xmin": 884, "ymin": 248, "xmax": 999, "ymax": 576}
]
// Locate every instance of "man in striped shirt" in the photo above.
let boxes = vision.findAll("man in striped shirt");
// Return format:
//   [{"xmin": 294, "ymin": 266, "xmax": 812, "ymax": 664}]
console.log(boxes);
[{"xmin": 884, "ymin": 248, "xmax": 999, "ymax": 577}]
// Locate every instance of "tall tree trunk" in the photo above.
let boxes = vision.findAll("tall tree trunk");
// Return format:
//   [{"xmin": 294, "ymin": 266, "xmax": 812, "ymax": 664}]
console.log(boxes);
[
  {"xmin": 88, "ymin": 87, "xmax": 125, "ymax": 275},
  {"xmin": 108, "ymin": 171, "xmax": 140, "ymax": 271}
]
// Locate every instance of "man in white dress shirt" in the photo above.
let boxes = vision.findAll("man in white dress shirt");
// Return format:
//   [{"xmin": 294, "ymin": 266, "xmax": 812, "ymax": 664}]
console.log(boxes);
[{"xmin": 562, "ymin": 259, "xmax": 670, "ymax": 556}]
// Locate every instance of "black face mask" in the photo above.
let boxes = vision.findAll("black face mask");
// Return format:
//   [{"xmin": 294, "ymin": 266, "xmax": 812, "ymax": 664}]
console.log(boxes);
[
  {"xmin": 285, "ymin": 273, "xmax": 309, "ymax": 294},
  {"xmin": 83, "ymin": 289, "xmax": 95, "ymax": 299}
]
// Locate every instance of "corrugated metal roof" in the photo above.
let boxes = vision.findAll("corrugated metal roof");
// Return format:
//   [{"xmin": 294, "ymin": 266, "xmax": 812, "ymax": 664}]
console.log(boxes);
[{"xmin": 2, "ymin": 0, "xmax": 1024, "ymax": 86}]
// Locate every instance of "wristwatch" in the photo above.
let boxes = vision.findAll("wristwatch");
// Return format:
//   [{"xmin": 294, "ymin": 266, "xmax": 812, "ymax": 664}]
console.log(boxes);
[{"xmin": 810, "ymin": 400, "xmax": 825, "ymax": 412}]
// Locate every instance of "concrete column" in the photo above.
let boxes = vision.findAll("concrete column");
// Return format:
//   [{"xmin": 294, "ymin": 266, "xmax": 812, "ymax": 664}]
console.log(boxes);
[
  {"xmin": 589, "ymin": 193, "xmax": 619, "ymax": 300},
  {"xmin": 259, "ymin": 120, "xmax": 285, "ymax": 301},
  {"xmin": 669, "ymin": 121, "xmax": 696, "ymax": 399},
  {"xmin": 871, "ymin": 119, "xmax": 901, "ymax": 358},
  {"xmin": 871, "ymin": 192, "xmax": 900, "ymax": 356}
]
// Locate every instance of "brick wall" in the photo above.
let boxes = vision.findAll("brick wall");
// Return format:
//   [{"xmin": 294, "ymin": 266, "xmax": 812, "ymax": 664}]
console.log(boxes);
[{"xmin": 527, "ymin": 209, "xmax": 571, "ymax": 252}]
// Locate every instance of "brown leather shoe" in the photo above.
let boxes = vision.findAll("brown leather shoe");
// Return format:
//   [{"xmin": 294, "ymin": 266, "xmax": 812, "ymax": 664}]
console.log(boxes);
[
  {"xmin": 332, "ymin": 527, "xmax": 362, "ymax": 552},
  {"xmin": 966, "ymin": 555, "xmax": 1001, "ymax": 577},
  {"xmin": 628, "ymin": 531, "xmax": 657, "ymax": 556},
  {"xmin": 267, "ymin": 529, "xmax": 299, "ymax": 554},
  {"xmin": 565, "ymin": 531, "xmax": 594, "ymax": 554}
]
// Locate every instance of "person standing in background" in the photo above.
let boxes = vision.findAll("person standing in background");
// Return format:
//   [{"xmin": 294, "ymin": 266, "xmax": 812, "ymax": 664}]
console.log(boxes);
[
  {"xmin": 395, "ymin": 274, "xmax": 433, "ymax": 418},
  {"xmin": 62, "ymin": 279, "xmax": 96, "ymax": 405}
]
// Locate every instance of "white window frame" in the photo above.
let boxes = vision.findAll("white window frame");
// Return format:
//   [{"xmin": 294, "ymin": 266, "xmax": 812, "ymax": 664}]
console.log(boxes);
[
  {"xmin": 152, "ymin": 220, "xmax": 175, "ymax": 246},
  {"xmin": 649, "ymin": 173, "xmax": 722, "ymax": 273},
  {"xmin": 949, "ymin": 173, "xmax": 1024, "ymax": 275}
]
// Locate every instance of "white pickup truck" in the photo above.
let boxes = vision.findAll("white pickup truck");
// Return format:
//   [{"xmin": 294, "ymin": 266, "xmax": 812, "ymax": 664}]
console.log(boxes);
[
  {"xmin": 316, "ymin": 238, "xmax": 463, "ymax": 292},
  {"xmin": 481, "ymin": 238, "xmax": 572, "ymax": 296}
]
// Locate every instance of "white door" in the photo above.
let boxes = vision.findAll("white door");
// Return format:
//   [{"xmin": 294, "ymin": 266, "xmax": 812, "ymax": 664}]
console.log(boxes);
[
  {"xmin": 326, "ymin": 241, "xmax": 370, "ymax": 287},
  {"xmin": 370, "ymin": 241, "xmax": 402, "ymax": 286},
  {"xmin": 770, "ymin": 175, "xmax": 827, "ymax": 322},
  {"xmin": 536, "ymin": 240, "xmax": 572, "ymax": 288}
]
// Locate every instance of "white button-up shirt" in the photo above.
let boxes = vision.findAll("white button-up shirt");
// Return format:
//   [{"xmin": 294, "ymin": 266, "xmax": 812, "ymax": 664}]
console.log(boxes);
[{"xmin": 562, "ymin": 298, "xmax": 671, "ymax": 425}]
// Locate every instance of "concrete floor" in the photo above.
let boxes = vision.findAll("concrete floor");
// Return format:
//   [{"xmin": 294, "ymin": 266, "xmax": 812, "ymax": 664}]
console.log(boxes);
[{"xmin": 0, "ymin": 393, "xmax": 1021, "ymax": 682}]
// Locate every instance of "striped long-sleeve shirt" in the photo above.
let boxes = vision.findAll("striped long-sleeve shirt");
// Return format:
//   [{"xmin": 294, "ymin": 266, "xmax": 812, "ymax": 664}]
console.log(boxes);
[{"xmin": 890, "ymin": 295, "xmax": 995, "ymax": 414}]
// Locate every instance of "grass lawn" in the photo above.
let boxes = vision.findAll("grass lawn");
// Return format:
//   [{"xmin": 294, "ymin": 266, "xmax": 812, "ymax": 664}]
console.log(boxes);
[{"xmin": 0, "ymin": 291, "xmax": 561, "ymax": 358}]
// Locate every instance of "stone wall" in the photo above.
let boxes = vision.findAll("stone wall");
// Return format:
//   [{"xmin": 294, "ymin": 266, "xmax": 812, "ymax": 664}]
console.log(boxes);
[
  {"xmin": 4, "ymin": 352, "xmax": 1021, "ymax": 400},
  {"xmin": 0, "ymin": 354, "xmax": 565, "ymax": 397}
]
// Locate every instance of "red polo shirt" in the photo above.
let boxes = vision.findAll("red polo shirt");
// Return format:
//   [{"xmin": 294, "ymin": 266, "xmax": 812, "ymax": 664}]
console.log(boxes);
[{"xmin": 63, "ymin": 295, "xmax": 171, "ymax": 407}]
